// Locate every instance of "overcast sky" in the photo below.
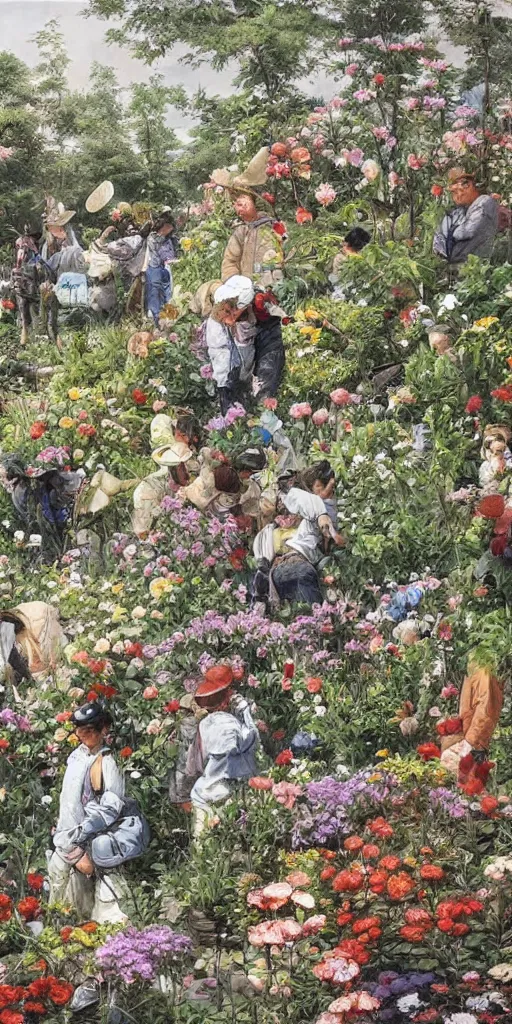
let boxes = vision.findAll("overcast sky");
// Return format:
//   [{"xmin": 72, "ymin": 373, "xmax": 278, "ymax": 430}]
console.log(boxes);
[{"xmin": 0, "ymin": 0, "xmax": 470, "ymax": 139}]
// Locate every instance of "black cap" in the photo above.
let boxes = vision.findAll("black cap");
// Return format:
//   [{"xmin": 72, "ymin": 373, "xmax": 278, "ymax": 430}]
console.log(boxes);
[
  {"xmin": 71, "ymin": 701, "xmax": 107, "ymax": 728},
  {"xmin": 234, "ymin": 447, "xmax": 266, "ymax": 472}
]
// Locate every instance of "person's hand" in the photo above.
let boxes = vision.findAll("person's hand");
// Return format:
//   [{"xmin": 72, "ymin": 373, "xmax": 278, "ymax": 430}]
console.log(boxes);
[
  {"xmin": 333, "ymin": 532, "xmax": 346, "ymax": 547},
  {"xmin": 230, "ymin": 692, "xmax": 249, "ymax": 714},
  {"xmin": 75, "ymin": 852, "xmax": 94, "ymax": 876},
  {"xmin": 252, "ymin": 377, "xmax": 264, "ymax": 396}
]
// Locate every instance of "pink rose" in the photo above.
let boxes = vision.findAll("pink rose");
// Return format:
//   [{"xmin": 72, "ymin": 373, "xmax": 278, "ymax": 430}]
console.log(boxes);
[
  {"xmin": 314, "ymin": 182, "xmax": 337, "ymax": 207},
  {"xmin": 441, "ymin": 684, "xmax": 458, "ymax": 699},
  {"xmin": 289, "ymin": 402, "xmax": 312, "ymax": 419},
  {"xmin": 143, "ymin": 685, "xmax": 159, "ymax": 700},
  {"xmin": 152, "ymin": 400, "xmax": 167, "ymax": 412},
  {"xmin": 146, "ymin": 718, "xmax": 162, "ymax": 734},
  {"xmin": 347, "ymin": 148, "xmax": 364, "ymax": 167},
  {"xmin": 330, "ymin": 388, "xmax": 351, "ymax": 406},
  {"xmin": 407, "ymin": 153, "xmax": 426, "ymax": 170},
  {"xmin": 312, "ymin": 408, "xmax": 329, "ymax": 426}
]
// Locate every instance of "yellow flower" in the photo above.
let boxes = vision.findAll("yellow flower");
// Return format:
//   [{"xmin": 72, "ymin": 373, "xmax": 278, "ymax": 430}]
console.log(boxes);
[
  {"xmin": 68, "ymin": 388, "xmax": 81, "ymax": 400},
  {"xmin": 149, "ymin": 577, "xmax": 175, "ymax": 600},
  {"xmin": 299, "ymin": 326, "xmax": 314, "ymax": 336},
  {"xmin": 180, "ymin": 237, "xmax": 194, "ymax": 252},
  {"xmin": 59, "ymin": 416, "xmax": 75, "ymax": 429},
  {"xmin": 310, "ymin": 328, "xmax": 322, "ymax": 344},
  {"xmin": 68, "ymin": 733, "xmax": 79, "ymax": 747},
  {"xmin": 376, "ymin": 749, "xmax": 389, "ymax": 758},
  {"xmin": 367, "ymin": 773, "xmax": 382, "ymax": 783},
  {"xmin": 403, "ymin": 856, "xmax": 417, "ymax": 868},
  {"xmin": 473, "ymin": 316, "xmax": 499, "ymax": 330},
  {"xmin": 111, "ymin": 583, "xmax": 124, "ymax": 594},
  {"xmin": 70, "ymin": 927, "xmax": 96, "ymax": 948},
  {"xmin": 305, "ymin": 307, "xmax": 321, "ymax": 321},
  {"xmin": 54, "ymin": 727, "xmax": 68, "ymax": 742},
  {"xmin": 111, "ymin": 605, "xmax": 128, "ymax": 623}
]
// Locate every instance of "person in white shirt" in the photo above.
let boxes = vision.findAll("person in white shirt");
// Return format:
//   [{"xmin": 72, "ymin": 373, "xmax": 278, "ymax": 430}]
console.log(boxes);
[
  {"xmin": 204, "ymin": 276, "xmax": 257, "ymax": 414},
  {"xmin": 47, "ymin": 702, "xmax": 128, "ymax": 924},
  {"xmin": 253, "ymin": 463, "xmax": 344, "ymax": 608},
  {"xmin": 189, "ymin": 665, "xmax": 259, "ymax": 836}
]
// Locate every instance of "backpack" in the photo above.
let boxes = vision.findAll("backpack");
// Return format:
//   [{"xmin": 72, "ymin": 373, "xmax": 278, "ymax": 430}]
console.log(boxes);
[
  {"xmin": 87, "ymin": 754, "xmax": 150, "ymax": 869},
  {"xmin": 54, "ymin": 272, "xmax": 89, "ymax": 307}
]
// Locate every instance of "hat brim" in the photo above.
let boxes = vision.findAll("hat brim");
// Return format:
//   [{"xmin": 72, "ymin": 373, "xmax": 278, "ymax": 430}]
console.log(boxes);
[
  {"xmin": 86, "ymin": 181, "xmax": 115, "ymax": 214},
  {"xmin": 47, "ymin": 210, "xmax": 76, "ymax": 228}
]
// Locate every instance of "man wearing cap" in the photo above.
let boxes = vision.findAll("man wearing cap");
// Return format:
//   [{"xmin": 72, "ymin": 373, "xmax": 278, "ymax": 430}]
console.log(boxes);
[
  {"xmin": 433, "ymin": 169, "xmax": 498, "ymax": 265},
  {"xmin": 205, "ymin": 275, "xmax": 257, "ymax": 414},
  {"xmin": 47, "ymin": 702, "xmax": 129, "ymax": 923},
  {"xmin": 189, "ymin": 665, "xmax": 259, "ymax": 836}
]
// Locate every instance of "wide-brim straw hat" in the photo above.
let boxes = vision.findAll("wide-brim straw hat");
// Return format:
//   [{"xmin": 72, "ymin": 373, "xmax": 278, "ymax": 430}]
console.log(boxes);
[
  {"xmin": 86, "ymin": 180, "xmax": 115, "ymax": 214},
  {"xmin": 210, "ymin": 147, "xmax": 272, "ymax": 204},
  {"xmin": 46, "ymin": 200, "xmax": 76, "ymax": 227}
]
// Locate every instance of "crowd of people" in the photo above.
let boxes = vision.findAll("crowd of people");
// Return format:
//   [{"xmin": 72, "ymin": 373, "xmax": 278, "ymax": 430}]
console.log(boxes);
[{"xmin": 0, "ymin": 150, "xmax": 507, "ymax": 934}]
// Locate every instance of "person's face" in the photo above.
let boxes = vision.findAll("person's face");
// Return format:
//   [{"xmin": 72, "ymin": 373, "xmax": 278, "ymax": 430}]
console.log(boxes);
[
  {"xmin": 449, "ymin": 179, "xmax": 479, "ymax": 207},
  {"xmin": 75, "ymin": 724, "xmax": 107, "ymax": 751},
  {"xmin": 158, "ymin": 222, "xmax": 173, "ymax": 237},
  {"xmin": 233, "ymin": 194, "xmax": 258, "ymax": 222},
  {"xmin": 48, "ymin": 225, "xmax": 66, "ymax": 241},
  {"xmin": 221, "ymin": 304, "xmax": 244, "ymax": 326}
]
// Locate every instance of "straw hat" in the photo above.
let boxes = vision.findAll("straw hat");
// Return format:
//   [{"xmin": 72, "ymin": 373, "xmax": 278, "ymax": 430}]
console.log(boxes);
[
  {"xmin": 45, "ymin": 197, "xmax": 76, "ymax": 228},
  {"xmin": 210, "ymin": 147, "xmax": 271, "ymax": 203},
  {"xmin": 86, "ymin": 180, "xmax": 115, "ymax": 214}
]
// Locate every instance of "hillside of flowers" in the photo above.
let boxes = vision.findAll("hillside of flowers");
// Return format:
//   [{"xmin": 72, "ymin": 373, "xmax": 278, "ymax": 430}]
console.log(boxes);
[{"xmin": 1, "ymin": 27, "xmax": 512, "ymax": 1024}]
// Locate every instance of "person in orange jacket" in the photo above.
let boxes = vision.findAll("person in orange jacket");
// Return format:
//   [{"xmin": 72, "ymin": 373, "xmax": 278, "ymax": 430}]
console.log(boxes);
[{"xmin": 440, "ymin": 662, "xmax": 503, "ymax": 791}]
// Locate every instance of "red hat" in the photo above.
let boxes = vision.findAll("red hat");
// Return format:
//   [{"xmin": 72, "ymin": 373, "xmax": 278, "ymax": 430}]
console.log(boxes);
[{"xmin": 195, "ymin": 665, "xmax": 234, "ymax": 708}]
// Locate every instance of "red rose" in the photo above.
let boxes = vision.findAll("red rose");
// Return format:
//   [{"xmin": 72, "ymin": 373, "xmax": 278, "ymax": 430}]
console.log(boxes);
[
  {"xmin": 320, "ymin": 865, "xmax": 337, "ymax": 881},
  {"xmin": 164, "ymin": 700, "xmax": 180, "ymax": 713},
  {"xmin": 23, "ymin": 1004, "xmax": 46, "ymax": 1016},
  {"xmin": 451, "ymin": 922, "xmax": 470, "ymax": 937},
  {"xmin": 480, "ymin": 795, "xmax": 499, "ymax": 815},
  {"xmin": 431, "ymin": 184, "xmax": 444, "ymax": 197},
  {"xmin": 491, "ymin": 386, "xmax": 512, "ymax": 402},
  {"xmin": 362, "ymin": 843, "xmax": 380, "ymax": 859},
  {"xmin": 77, "ymin": 424, "xmax": 96, "ymax": 437},
  {"xmin": 272, "ymin": 729, "xmax": 286, "ymax": 741},
  {"xmin": 119, "ymin": 746, "xmax": 133, "ymax": 758},
  {"xmin": 437, "ymin": 917, "xmax": 454, "ymax": 932},
  {"xmin": 26, "ymin": 873, "xmax": 44, "ymax": 891},
  {"xmin": 343, "ymin": 835, "xmax": 364, "ymax": 852},
  {"xmin": 368, "ymin": 869, "xmax": 388, "ymax": 893},
  {"xmin": 132, "ymin": 388, "xmax": 148, "ymax": 405},
  {"xmin": 379, "ymin": 855, "xmax": 401, "ymax": 871},
  {"xmin": 0, "ymin": 739, "xmax": 9, "ymax": 751},
  {"xmin": 335, "ymin": 938, "xmax": 370, "ymax": 965},
  {"xmin": 17, "ymin": 895, "xmax": 41, "ymax": 920},
  {"xmin": 60, "ymin": 926, "xmax": 73, "ymax": 942},
  {"xmin": 417, "ymin": 742, "xmax": 441, "ymax": 761},
  {"xmin": 0, "ymin": 1012, "xmax": 24, "ymax": 1024},
  {"xmin": 420, "ymin": 863, "xmax": 445, "ymax": 881},
  {"xmin": 399, "ymin": 925, "xmax": 425, "ymax": 942},
  {"xmin": 405, "ymin": 907, "xmax": 433, "ymax": 927},
  {"xmin": 368, "ymin": 816, "xmax": 393, "ymax": 839},
  {"xmin": 296, "ymin": 207, "xmax": 313, "ymax": 225},
  {"xmin": 336, "ymin": 909, "xmax": 354, "ymax": 926},
  {"xmin": 30, "ymin": 421, "xmax": 46, "ymax": 440},
  {"xmin": 0, "ymin": 299, "xmax": 15, "ymax": 311},
  {"xmin": 352, "ymin": 915, "xmax": 381, "ymax": 935},
  {"xmin": 0, "ymin": 894, "xmax": 13, "ymax": 922},
  {"xmin": 387, "ymin": 872, "xmax": 416, "ymax": 900},
  {"xmin": 465, "ymin": 395, "xmax": 482, "ymax": 414},
  {"xmin": 275, "ymin": 748, "xmax": 293, "ymax": 766},
  {"xmin": 373, "ymin": 73, "xmax": 385, "ymax": 85},
  {"xmin": 332, "ymin": 869, "xmax": 364, "ymax": 892},
  {"xmin": 283, "ymin": 660, "xmax": 294, "ymax": 678},
  {"xmin": 48, "ymin": 979, "xmax": 74, "ymax": 1006}
]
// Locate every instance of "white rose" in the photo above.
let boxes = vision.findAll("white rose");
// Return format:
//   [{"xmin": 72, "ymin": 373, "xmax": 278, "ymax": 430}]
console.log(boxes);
[
  {"xmin": 131, "ymin": 605, "xmax": 146, "ymax": 619},
  {"xmin": 94, "ymin": 638, "xmax": 111, "ymax": 654}
]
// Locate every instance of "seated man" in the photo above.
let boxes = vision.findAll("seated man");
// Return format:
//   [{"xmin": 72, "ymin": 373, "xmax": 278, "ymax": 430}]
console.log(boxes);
[
  {"xmin": 433, "ymin": 168, "xmax": 498, "ymax": 265},
  {"xmin": 253, "ymin": 463, "xmax": 344, "ymax": 608},
  {"xmin": 48, "ymin": 702, "xmax": 148, "ymax": 923}
]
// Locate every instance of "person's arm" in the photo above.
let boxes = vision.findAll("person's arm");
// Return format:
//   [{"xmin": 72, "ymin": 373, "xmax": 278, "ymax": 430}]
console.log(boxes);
[
  {"xmin": 221, "ymin": 228, "xmax": 245, "ymax": 281},
  {"xmin": 452, "ymin": 197, "xmax": 497, "ymax": 243},
  {"xmin": 206, "ymin": 320, "xmax": 232, "ymax": 387}
]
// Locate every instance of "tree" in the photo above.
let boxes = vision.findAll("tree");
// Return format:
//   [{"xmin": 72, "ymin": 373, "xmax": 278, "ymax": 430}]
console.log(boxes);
[
  {"xmin": 129, "ymin": 75, "xmax": 180, "ymax": 207},
  {"xmin": 0, "ymin": 52, "xmax": 43, "ymax": 239},
  {"xmin": 430, "ymin": 0, "xmax": 512, "ymax": 102},
  {"xmin": 86, "ymin": 0, "xmax": 340, "ymax": 118}
]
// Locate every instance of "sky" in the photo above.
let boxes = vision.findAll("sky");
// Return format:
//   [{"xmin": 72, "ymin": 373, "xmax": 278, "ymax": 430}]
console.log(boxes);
[{"xmin": 0, "ymin": 0, "xmax": 472, "ymax": 140}]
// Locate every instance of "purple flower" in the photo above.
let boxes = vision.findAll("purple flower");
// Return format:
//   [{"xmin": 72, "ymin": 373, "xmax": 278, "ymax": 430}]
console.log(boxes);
[
  {"xmin": 0, "ymin": 708, "xmax": 31, "ymax": 731},
  {"xmin": 199, "ymin": 364, "xmax": 213, "ymax": 379},
  {"xmin": 96, "ymin": 925, "xmax": 191, "ymax": 984}
]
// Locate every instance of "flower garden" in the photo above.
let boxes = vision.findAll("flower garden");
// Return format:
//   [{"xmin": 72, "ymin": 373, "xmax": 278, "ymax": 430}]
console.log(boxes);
[{"xmin": 1, "ymin": 24, "xmax": 512, "ymax": 1024}]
